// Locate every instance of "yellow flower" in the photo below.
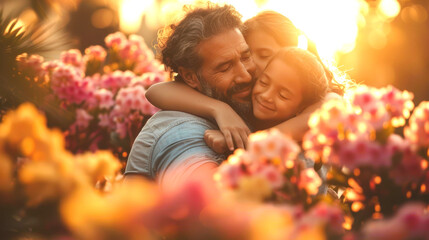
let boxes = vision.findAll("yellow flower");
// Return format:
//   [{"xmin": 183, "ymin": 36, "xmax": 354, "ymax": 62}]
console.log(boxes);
[
  {"xmin": 18, "ymin": 154, "xmax": 80, "ymax": 206},
  {"xmin": 75, "ymin": 151, "xmax": 122, "ymax": 184},
  {"xmin": 235, "ymin": 176, "xmax": 272, "ymax": 202},
  {"xmin": 0, "ymin": 153, "xmax": 13, "ymax": 196},
  {"xmin": 61, "ymin": 178, "xmax": 159, "ymax": 240},
  {"xmin": 250, "ymin": 205, "xmax": 294, "ymax": 240}
]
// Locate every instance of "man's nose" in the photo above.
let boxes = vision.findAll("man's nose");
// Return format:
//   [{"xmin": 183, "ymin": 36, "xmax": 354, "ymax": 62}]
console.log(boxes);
[{"xmin": 234, "ymin": 61, "xmax": 253, "ymax": 84}]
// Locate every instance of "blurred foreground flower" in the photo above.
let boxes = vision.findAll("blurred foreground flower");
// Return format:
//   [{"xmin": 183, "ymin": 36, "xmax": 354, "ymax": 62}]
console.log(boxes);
[
  {"xmin": 215, "ymin": 129, "xmax": 323, "ymax": 205},
  {"xmin": 362, "ymin": 202, "xmax": 429, "ymax": 240},
  {"xmin": 303, "ymin": 85, "xmax": 428, "ymax": 229},
  {"xmin": 0, "ymin": 103, "xmax": 122, "ymax": 238}
]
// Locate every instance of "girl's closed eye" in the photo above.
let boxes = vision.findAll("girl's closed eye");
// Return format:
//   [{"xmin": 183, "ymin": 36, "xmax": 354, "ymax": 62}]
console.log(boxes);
[
  {"xmin": 258, "ymin": 79, "xmax": 268, "ymax": 87},
  {"xmin": 279, "ymin": 92, "xmax": 288, "ymax": 100}
]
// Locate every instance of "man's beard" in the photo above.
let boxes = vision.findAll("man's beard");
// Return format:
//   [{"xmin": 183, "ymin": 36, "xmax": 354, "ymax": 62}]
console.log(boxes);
[{"xmin": 197, "ymin": 73, "xmax": 254, "ymax": 121}]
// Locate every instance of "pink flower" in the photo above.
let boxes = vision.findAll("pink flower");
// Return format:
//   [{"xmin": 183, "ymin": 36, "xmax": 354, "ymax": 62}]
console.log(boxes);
[
  {"xmin": 216, "ymin": 161, "xmax": 246, "ymax": 189},
  {"xmin": 386, "ymin": 134, "xmax": 410, "ymax": 154},
  {"xmin": 98, "ymin": 113, "xmax": 111, "ymax": 127},
  {"xmin": 404, "ymin": 101, "xmax": 429, "ymax": 147},
  {"xmin": 16, "ymin": 53, "xmax": 46, "ymax": 80},
  {"xmin": 51, "ymin": 64, "xmax": 92, "ymax": 104},
  {"xmin": 363, "ymin": 203, "xmax": 429, "ymax": 240},
  {"xmin": 390, "ymin": 147, "xmax": 425, "ymax": 185},
  {"xmin": 132, "ymin": 72, "xmax": 166, "ymax": 89},
  {"xmin": 247, "ymin": 129, "xmax": 300, "ymax": 169},
  {"xmin": 94, "ymin": 89, "xmax": 114, "ymax": 109},
  {"xmin": 134, "ymin": 59, "xmax": 167, "ymax": 76},
  {"xmin": 84, "ymin": 45, "xmax": 107, "ymax": 63},
  {"xmin": 306, "ymin": 203, "xmax": 345, "ymax": 233},
  {"xmin": 61, "ymin": 49, "xmax": 84, "ymax": 70},
  {"xmin": 253, "ymin": 164, "xmax": 284, "ymax": 189},
  {"xmin": 361, "ymin": 102, "xmax": 389, "ymax": 130},
  {"xmin": 75, "ymin": 109, "xmax": 93, "ymax": 128},
  {"xmin": 298, "ymin": 168, "xmax": 322, "ymax": 195},
  {"xmin": 42, "ymin": 60, "xmax": 62, "ymax": 75},
  {"xmin": 115, "ymin": 85, "xmax": 146, "ymax": 112},
  {"xmin": 332, "ymin": 137, "xmax": 391, "ymax": 169},
  {"xmin": 350, "ymin": 85, "xmax": 380, "ymax": 111},
  {"xmin": 105, "ymin": 32, "xmax": 127, "ymax": 48},
  {"xmin": 380, "ymin": 85, "xmax": 414, "ymax": 123},
  {"xmin": 115, "ymin": 121, "xmax": 128, "ymax": 139},
  {"xmin": 100, "ymin": 70, "xmax": 135, "ymax": 93}
]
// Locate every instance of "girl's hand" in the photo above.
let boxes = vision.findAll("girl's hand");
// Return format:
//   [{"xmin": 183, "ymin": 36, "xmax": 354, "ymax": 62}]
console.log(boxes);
[
  {"xmin": 204, "ymin": 130, "xmax": 230, "ymax": 154},
  {"xmin": 212, "ymin": 102, "xmax": 251, "ymax": 151}
]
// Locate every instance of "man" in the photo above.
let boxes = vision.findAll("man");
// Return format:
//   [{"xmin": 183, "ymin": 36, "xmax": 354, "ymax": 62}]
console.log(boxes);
[{"xmin": 124, "ymin": 3, "xmax": 255, "ymax": 190}]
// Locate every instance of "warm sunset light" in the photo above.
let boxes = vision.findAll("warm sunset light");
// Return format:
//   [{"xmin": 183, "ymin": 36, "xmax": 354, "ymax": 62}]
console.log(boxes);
[
  {"xmin": 378, "ymin": 0, "xmax": 401, "ymax": 19},
  {"xmin": 5, "ymin": 18, "xmax": 26, "ymax": 35},
  {"xmin": 116, "ymin": 0, "xmax": 367, "ymax": 62},
  {"xmin": 4, "ymin": 0, "xmax": 429, "ymax": 238},
  {"xmin": 119, "ymin": 0, "xmax": 153, "ymax": 33}
]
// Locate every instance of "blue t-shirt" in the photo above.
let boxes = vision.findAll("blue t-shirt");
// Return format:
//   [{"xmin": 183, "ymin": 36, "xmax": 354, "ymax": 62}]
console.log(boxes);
[{"xmin": 125, "ymin": 111, "xmax": 224, "ymax": 184}]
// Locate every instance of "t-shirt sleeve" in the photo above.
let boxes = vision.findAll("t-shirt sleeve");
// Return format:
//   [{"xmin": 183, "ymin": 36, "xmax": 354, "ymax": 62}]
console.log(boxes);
[{"xmin": 124, "ymin": 127, "xmax": 155, "ymax": 177}]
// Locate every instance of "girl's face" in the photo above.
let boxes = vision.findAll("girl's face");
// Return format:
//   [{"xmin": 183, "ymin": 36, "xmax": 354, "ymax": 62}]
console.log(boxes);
[
  {"xmin": 252, "ymin": 58, "xmax": 304, "ymax": 125},
  {"xmin": 245, "ymin": 30, "xmax": 282, "ymax": 72}
]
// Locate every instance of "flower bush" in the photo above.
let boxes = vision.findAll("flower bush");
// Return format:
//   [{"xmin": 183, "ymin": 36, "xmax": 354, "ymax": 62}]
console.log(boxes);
[
  {"xmin": 15, "ymin": 32, "xmax": 169, "ymax": 158},
  {"xmin": 303, "ymin": 85, "xmax": 429, "ymax": 229},
  {"xmin": 214, "ymin": 129, "xmax": 324, "ymax": 205},
  {"xmin": 0, "ymin": 103, "xmax": 346, "ymax": 240}
]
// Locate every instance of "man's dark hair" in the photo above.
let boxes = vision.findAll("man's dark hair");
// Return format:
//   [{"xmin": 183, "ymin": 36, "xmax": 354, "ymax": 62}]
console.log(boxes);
[{"xmin": 156, "ymin": 2, "xmax": 243, "ymax": 82}]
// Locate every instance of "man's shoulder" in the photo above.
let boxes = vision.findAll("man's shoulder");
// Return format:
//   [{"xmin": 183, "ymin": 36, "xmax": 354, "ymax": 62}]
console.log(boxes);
[{"xmin": 146, "ymin": 110, "xmax": 216, "ymax": 130}]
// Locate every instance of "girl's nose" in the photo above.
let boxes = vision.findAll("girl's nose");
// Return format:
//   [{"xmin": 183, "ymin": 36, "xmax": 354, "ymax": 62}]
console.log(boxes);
[{"xmin": 260, "ymin": 88, "xmax": 274, "ymax": 102}]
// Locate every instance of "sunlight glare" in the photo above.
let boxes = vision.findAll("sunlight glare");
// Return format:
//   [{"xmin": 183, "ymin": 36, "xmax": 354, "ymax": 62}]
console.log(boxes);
[
  {"xmin": 5, "ymin": 18, "xmax": 26, "ymax": 35},
  {"xmin": 119, "ymin": 0, "xmax": 153, "ymax": 33},
  {"xmin": 297, "ymin": 34, "xmax": 308, "ymax": 50},
  {"xmin": 378, "ymin": 0, "xmax": 401, "ymax": 19},
  {"xmin": 260, "ymin": 0, "xmax": 367, "ymax": 61}
]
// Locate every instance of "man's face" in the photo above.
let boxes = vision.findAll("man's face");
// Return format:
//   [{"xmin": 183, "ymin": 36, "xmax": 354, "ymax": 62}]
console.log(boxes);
[{"xmin": 196, "ymin": 28, "xmax": 257, "ymax": 116}]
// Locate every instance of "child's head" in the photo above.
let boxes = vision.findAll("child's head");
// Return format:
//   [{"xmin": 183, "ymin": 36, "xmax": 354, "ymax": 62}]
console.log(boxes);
[
  {"xmin": 243, "ymin": 11, "xmax": 300, "ymax": 72},
  {"xmin": 252, "ymin": 47, "xmax": 329, "ymax": 126}
]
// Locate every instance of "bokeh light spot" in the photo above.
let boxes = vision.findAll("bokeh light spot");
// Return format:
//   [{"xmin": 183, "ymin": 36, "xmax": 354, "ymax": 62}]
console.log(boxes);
[{"xmin": 91, "ymin": 8, "xmax": 115, "ymax": 29}]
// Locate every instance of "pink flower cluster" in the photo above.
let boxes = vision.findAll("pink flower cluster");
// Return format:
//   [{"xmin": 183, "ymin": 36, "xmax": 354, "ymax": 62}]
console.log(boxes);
[
  {"xmin": 19, "ymin": 32, "xmax": 168, "ymax": 148},
  {"xmin": 215, "ymin": 129, "xmax": 321, "ymax": 197},
  {"xmin": 50, "ymin": 64, "xmax": 93, "ymax": 104},
  {"xmin": 404, "ymin": 101, "xmax": 429, "ymax": 148},
  {"xmin": 303, "ymin": 85, "xmax": 416, "ymax": 170},
  {"xmin": 362, "ymin": 203, "xmax": 429, "ymax": 240},
  {"xmin": 104, "ymin": 32, "xmax": 163, "ymax": 76},
  {"xmin": 16, "ymin": 53, "xmax": 46, "ymax": 81}
]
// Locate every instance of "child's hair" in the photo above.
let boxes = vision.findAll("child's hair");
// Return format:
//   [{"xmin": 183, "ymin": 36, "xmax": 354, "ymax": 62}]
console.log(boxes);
[
  {"xmin": 268, "ymin": 47, "xmax": 329, "ymax": 109},
  {"xmin": 243, "ymin": 11, "xmax": 347, "ymax": 96}
]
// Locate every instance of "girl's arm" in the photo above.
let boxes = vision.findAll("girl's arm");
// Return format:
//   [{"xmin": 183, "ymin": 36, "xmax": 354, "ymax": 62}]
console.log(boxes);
[
  {"xmin": 204, "ymin": 130, "xmax": 230, "ymax": 154},
  {"xmin": 272, "ymin": 92, "xmax": 342, "ymax": 141},
  {"xmin": 146, "ymin": 81, "xmax": 251, "ymax": 150}
]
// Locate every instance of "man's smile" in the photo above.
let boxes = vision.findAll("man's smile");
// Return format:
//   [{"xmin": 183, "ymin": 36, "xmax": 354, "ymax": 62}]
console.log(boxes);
[{"xmin": 231, "ymin": 86, "xmax": 252, "ymax": 100}]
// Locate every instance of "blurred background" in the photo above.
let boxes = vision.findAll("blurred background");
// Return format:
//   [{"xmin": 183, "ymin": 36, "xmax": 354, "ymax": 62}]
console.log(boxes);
[{"xmin": 1, "ymin": 0, "xmax": 428, "ymax": 104}]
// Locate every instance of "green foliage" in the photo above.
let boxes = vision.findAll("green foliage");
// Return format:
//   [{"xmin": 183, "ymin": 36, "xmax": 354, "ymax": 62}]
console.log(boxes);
[{"xmin": 0, "ymin": 11, "xmax": 71, "ymax": 126}]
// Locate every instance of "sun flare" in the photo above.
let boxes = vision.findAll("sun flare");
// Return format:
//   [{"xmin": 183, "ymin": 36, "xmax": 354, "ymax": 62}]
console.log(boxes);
[{"xmin": 117, "ymin": 0, "xmax": 402, "ymax": 63}]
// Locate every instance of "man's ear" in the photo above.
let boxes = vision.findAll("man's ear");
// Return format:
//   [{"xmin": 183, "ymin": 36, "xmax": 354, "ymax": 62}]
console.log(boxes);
[{"xmin": 178, "ymin": 67, "xmax": 201, "ymax": 90}]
